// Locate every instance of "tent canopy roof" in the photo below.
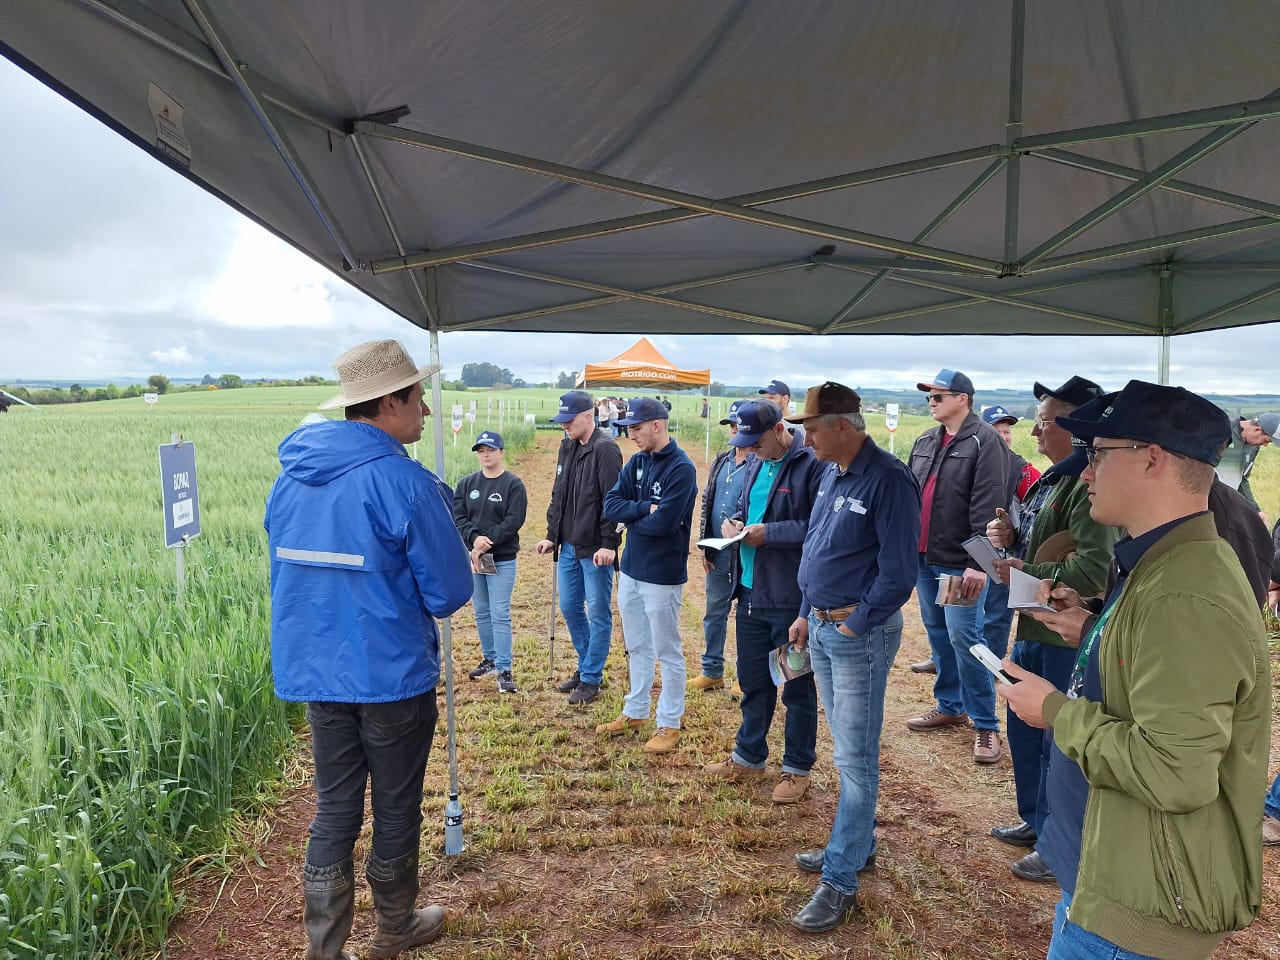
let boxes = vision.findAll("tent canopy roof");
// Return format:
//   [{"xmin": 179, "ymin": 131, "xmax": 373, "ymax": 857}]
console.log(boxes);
[
  {"xmin": 4, "ymin": 1, "xmax": 1279, "ymax": 340},
  {"xmin": 578, "ymin": 337, "xmax": 710, "ymax": 389}
]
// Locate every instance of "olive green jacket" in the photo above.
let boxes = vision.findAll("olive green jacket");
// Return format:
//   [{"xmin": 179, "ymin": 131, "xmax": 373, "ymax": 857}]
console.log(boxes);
[
  {"xmin": 1015, "ymin": 469, "xmax": 1120, "ymax": 649},
  {"xmin": 1043, "ymin": 514, "xmax": 1271, "ymax": 960}
]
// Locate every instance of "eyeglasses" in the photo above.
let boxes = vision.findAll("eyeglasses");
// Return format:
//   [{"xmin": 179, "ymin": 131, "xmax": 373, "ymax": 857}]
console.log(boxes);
[
  {"xmin": 926, "ymin": 392, "xmax": 958, "ymax": 404},
  {"xmin": 1033, "ymin": 418, "xmax": 1054, "ymax": 430},
  {"xmin": 1084, "ymin": 443, "xmax": 1150, "ymax": 466}
]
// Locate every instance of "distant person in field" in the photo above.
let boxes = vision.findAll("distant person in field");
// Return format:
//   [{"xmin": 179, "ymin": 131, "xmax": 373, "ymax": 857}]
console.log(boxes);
[
  {"xmin": 598, "ymin": 397, "xmax": 698, "ymax": 754},
  {"xmin": 536, "ymin": 390, "xmax": 623, "ymax": 706},
  {"xmin": 265, "ymin": 339, "xmax": 473, "ymax": 960},
  {"xmin": 0, "ymin": 393, "xmax": 10, "ymax": 412},
  {"xmin": 1235, "ymin": 412, "xmax": 1279, "ymax": 524},
  {"xmin": 453, "ymin": 430, "xmax": 528, "ymax": 695},
  {"xmin": 700, "ymin": 396, "xmax": 709, "ymax": 419}
]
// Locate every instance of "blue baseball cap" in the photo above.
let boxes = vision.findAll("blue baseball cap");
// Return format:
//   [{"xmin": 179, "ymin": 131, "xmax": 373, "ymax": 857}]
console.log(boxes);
[
  {"xmin": 615, "ymin": 396, "xmax": 669, "ymax": 426},
  {"xmin": 1055, "ymin": 380, "xmax": 1230, "ymax": 466},
  {"xmin": 759, "ymin": 380, "xmax": 790, "ymax": 397},
  {"xmin": 917, "ymin": 368, "xmax": 975, "ymax": 396},
  {"xmin": 982, "ymin": 405, "xmax": 1018, "ymax": 426},
  {"xmin": 729, "ymin": 400, "xmax": 784, "ymax": 447},
  {"xmin": 471, "ymin": 430, "xmax": 504, "ymax": 451},
  {"xmin": 719, "ymin": 399, "xmax": 744, "ymax": 425},
  {"xmin": 551, "ymin": 390, "xmax": 593, "ymax": 423}
]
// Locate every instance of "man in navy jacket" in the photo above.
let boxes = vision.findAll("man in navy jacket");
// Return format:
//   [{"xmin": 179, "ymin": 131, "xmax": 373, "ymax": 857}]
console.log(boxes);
[{"xmin": 598, "ymin": 397, "xmax": 699, "ymax": 754}]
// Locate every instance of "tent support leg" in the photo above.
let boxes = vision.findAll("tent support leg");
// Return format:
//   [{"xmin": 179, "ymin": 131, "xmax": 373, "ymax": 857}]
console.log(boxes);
[{"xmin": 1156, "ymin": 265, "xmax": 1173, "ymax": 385}]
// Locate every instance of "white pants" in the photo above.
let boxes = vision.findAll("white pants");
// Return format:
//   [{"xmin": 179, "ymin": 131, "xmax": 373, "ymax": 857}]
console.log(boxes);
[{"xmin": 617, "ymin": 573, "xmax": 686, "ymax": 729}]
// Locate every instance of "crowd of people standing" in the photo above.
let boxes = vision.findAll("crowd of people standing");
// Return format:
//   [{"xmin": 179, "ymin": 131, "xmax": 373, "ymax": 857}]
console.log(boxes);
[{"xmin": 264, "ymin": 339, "xmax": 1275, "ymax": 960}]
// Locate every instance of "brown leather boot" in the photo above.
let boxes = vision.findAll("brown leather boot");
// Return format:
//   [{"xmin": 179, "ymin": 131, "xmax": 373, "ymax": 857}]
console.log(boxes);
[
  {"xmin": 302, "ymin": 858, "xmax": 356, "ymax": 960},
  {"xmin": 365, "ymin": 852, "xmax": 445, "ymax": 959}
]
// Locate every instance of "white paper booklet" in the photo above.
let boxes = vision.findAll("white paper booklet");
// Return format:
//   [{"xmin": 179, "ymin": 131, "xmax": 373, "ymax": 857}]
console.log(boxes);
[
  {"xmin": 696, "ymin": 528, "xmax": 748, "ymax": 551},
  {"xmin": 1007, "ymin": 566, "xmax": 1056, "ymax": 612}
]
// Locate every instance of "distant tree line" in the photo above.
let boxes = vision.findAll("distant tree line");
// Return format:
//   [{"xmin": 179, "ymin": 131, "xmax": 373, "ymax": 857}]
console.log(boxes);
[{"xmin": 1, "ymin": 373, "xmax": 334, "ymax": 406}]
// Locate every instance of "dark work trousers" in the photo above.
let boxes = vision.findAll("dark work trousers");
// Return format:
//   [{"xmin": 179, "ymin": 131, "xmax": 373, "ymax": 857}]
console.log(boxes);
[
  {"xmin": 1007, "ymin": 641, "xmax": 1077, "ymax": 833},
  {"xmin": 732, "ymin": 589, "xmax": 817, "ymax": 774},
  {"xmin": 305, "ymin": 688, "xmax": 438, "ymax": 867}
]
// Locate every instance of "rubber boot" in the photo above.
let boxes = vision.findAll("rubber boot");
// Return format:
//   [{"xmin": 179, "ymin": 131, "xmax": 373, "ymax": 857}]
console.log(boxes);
[
  {"xmin": 365, "ymin": 851, "xmax": 446, "ymax": 958},
  {"xmin": 302, "ymin": 858, "xmax": 356, "ymax": 960}
]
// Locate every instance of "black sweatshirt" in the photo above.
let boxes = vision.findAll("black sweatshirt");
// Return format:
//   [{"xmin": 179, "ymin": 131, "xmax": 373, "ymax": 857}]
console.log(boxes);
[{"xmin": 453, "ymin": 470, "xmax": 528, "ymax": 561}]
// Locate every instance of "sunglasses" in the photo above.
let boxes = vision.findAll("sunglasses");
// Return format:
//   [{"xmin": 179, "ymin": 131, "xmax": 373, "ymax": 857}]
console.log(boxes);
[{"xmin": 926, "ymin": 392, "xmax": 958, "ymax": 404}]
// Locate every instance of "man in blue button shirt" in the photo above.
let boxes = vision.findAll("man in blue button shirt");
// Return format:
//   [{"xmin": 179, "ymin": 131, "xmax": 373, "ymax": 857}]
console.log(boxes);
[{"xmin": 781, "ymin": 382, "xmax": 921, "ymax": 933}]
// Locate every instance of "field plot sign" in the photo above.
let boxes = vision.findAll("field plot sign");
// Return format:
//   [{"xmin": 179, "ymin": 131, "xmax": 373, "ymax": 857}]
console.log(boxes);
[
  {"xmin": 885, "ymin": 403, "xmax": 900, "ymax": 455},
  {"xmin": 159, "ymin": 438, "xmax": 201, "ymax": 546}
]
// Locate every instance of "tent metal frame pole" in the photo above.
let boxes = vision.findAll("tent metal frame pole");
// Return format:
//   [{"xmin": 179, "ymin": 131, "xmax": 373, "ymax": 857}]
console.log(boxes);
[
  {"xmin": 365, "ymin": 143, "xmax": 1005, "ymax": 274},
  {"xmin": 819, "ymin": 159, "xmax": 1005, "ymax": 333},
  {"xmin": 181, "ymin": 0, "xmax": 360, "ymax": 270},
  {"xmin": 1011, "ymin": 95, "xmax": 1280, "ymax": 152},
  {"xmin": 456, "ymin": 261, "xmax": 816, "ymax": 332},
  {"xmin": 1019, "ymin": 114, "xmax": 1261, "ymax": 268},
  {"xmin": 355, "ymin": 121, "xmax": 1002, "ymax": 275},
  {"xmin": 450, "ymin": 261, "xmax": 808, "ymax": 331},
  {"xmin": 80, "ymin": 0, "xmax": 346, "ymax": 135},
  {"xmin": 824, "ymin": 266, "xmax": 1153, "ymax": 334},
  {"xmin": 1003, "ymin": 0, "xmax": 1026, "ymax": 264},
  {"xmin": 1028, "ymin": 218, "xmax": 1280, "ymax": 274},
  {"xmin": 1036, "ymin": 148, "xmax": 1280, "ymax": 220}
]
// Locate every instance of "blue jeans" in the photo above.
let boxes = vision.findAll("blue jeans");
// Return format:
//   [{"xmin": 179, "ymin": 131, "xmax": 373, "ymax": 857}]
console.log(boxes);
[
  {"xmin": 617, "ymin": 574, "xmax": 686, "ymax": 728},
  {"xmin": 1008, "ymin": 640, "xmax": 1079, "ymax": 832},
  {"xmin": 472, "ymin": 559, "xmax": 516, "ymax": 671},
  {"xmin": 700, "ymin": 551, "xmax": 735, "ymax": 678},
  {"xmin": 732, "ymin": 592, "xmax": 817, "ymax": 774},
  {"xmin": 558, "ymin": 544, "xmax": 615, "ymax": 686},
  {"xmin": 1047, "ymin": 893, "xmax": 1160, "ymax": 960},
  {"xmin": 981, "ymin": 580, "xmax": 1014, "ymax": 659},
  {"xmin": 809, "ymin": 610, "xmax": 902, "ymax": 895},
  {"xmin": 916, "ymin": 556, "xmax": 998, "ymax": 730},
  {"xmin": 305, "ymin": 689, "xmax": 438, "ymax": 867},
  {"xmin": 1266, "ymin": 773, "xmax": 1280, "ymax": 820}
]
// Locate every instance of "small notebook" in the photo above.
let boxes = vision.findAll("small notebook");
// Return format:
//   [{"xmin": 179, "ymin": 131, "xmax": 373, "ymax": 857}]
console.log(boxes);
[{"xmin": 477, "ymin": 553, "xmax": 498, "ymax": 575}]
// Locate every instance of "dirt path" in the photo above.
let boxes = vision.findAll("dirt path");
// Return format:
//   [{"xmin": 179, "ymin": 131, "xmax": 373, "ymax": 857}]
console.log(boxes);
[{"xmin": 166, "ymin": 430, "xmax": 1280, "ymax": 960}]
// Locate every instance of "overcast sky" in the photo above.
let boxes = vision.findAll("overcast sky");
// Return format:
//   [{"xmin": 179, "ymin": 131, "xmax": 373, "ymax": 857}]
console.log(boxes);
[{"xmin": 3, "ymin": 56, "xmax": 1278, "ymax": 395}]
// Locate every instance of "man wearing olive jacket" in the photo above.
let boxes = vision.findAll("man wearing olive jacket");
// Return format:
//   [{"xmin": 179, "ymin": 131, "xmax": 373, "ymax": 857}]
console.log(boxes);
[
  {"xmin": 985, "ymin": 376, "xmax": 1118, "ymax": 885},
  {"xmin": 1001, "ymin": 380, "xmax": 1270, "ymax": 960}
]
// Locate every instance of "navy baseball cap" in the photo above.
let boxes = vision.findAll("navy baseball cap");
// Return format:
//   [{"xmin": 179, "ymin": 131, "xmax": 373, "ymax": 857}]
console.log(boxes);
[
  {"xmin": 1034, "ymin": 375, "xmax": 1105, "ymax": 408},
  {"xmin": 759, "ymin": 380, "xmax": 791, "ymax": 397},
  {"xmin": 982, "ymin": 405, "xmax": 1018, "ymax": 426},
  {"xmin": 917, "ymin": 368, "xmax": 975, "ymax": 395},
  {"xmin": 719, "ymin": 399, "xmax": 744, "ymax": 425},
  {"xmin": 551, "ymin": 390, "xmax": 593, "ymax": 423},
  {"xmin": 471, "ymin": 430, "xmax": 504, "ymax": 451},
  {"xmin": 1055, "ymin": 380, "xmax": 1230, "ymax": 466},
  {"xmin": 616, "ymin": 396, "xmax": 669, "ymax": 426},
  {"xmin": 729, "ymin": 400, "xmax": 784, "ymax": 447}
]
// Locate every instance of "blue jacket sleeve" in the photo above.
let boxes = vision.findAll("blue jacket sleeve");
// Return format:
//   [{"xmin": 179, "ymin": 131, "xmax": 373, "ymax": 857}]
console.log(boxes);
[
  {"xmin": 627, "ymin": 458, "xmax": 698, "ymax": 535},
  {"xmin": 603, "ymin": 458, "xmax": 648, "ymax": 525},
  {"xmin": 408, "ymin": 475, "xmax": 474, "ymax": 618},
  {"xmin": 846, "ymin": 467, "xmax": 922, "ymax": 636}
]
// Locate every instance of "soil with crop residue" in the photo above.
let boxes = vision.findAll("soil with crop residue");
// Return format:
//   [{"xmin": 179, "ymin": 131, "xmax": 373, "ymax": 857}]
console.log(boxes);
[{"xmin": 165, "ymin": 429, "xmax": 1280, "ymax": 960}]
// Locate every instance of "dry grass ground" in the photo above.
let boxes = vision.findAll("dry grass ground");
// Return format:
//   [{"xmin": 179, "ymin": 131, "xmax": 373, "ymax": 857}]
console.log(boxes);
[{"xmin": 165, "ymin": 430, "xmax": 1280, "ymax": 960}]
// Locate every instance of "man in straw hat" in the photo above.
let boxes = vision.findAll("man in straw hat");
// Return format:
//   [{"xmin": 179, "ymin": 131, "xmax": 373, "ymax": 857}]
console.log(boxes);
[
  {"xmin": 782, "ymin": 382, "xmax": 921, "ymax": 933},
  {"xmin": 266, "ymin": 339, "xmax": 474, "ymax": 960}
]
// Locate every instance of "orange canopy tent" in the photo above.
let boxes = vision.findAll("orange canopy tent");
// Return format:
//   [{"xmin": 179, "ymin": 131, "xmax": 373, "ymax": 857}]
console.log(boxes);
[{"xmin": 577, "ymin": 337, "xmax": 710, "ymax": 389}]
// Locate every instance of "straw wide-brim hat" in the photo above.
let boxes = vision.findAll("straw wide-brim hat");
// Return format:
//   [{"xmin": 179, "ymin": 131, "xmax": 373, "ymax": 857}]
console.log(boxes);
[{"xmin": 319, "ymin": 339, "xmax": 440, "ymax": 410}]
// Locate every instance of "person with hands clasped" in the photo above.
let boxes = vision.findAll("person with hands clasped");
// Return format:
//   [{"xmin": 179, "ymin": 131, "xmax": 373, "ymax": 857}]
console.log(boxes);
[
  {"xmin": 597, "ymin": 397, "xmax": 699, "ymax": 754},
  {"xmin": 778, "ymin": 383, "xmax": 920, "ymax": 934},
  {"xmin": 997, "ymin": 380, "xmax": 1270, "ymax": 960},
  {"xmin": 536, "ymin": 391, "xmax": 623, "ymax": 706},
  {"xmin": 454, "ymin": 431, "xmax": 528, "ymax": 694},
  {"xmin": 907, "ymin": 368, "xmax": 1013, "ymax": 764}
]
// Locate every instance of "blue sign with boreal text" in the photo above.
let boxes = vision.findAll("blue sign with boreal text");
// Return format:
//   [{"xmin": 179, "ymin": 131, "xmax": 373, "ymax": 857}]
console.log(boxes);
[{"xmin": 158, "ymin": 441, "xmax": 201, "ymax": 547}]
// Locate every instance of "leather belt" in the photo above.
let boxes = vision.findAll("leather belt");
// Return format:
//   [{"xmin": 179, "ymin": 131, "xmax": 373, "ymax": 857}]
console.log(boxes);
[{"xmin": 812, "ymin": 604, "xmax": 858, "ymax": 622}]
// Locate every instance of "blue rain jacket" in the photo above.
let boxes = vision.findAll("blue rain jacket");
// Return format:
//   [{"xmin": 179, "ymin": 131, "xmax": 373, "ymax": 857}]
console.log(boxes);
[{"xmin": 265, "ymin": 420, "xmax": 473, "ymax": 702}]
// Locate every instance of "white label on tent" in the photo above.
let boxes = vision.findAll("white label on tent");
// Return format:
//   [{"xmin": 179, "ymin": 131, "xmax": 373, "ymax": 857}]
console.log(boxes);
[
  {"xmin": 885, "ymin": 403, "xmax": 899, "ymax": 432},
  {"xmin": 148, "ymin": 83, "xmax": 191, "ymax": 168}
]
